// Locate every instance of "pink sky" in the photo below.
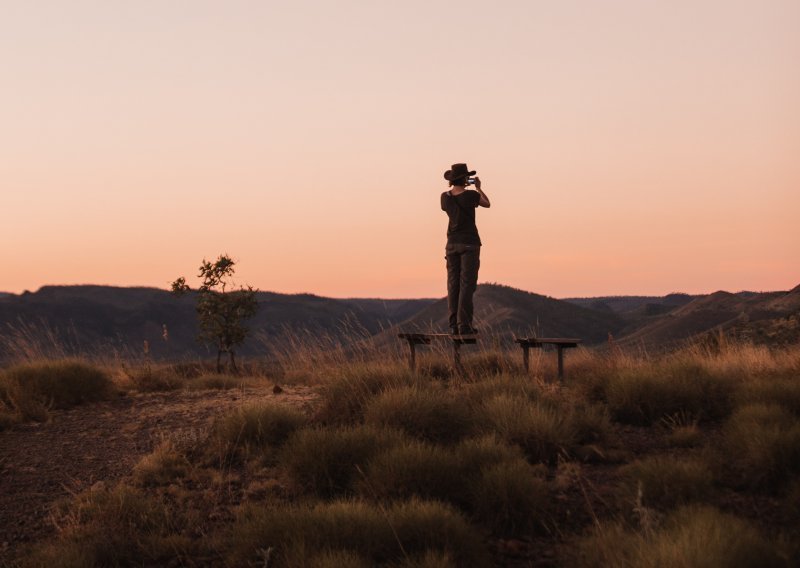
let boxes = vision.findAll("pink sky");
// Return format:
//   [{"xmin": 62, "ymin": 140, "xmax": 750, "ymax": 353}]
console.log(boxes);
[{"xmin": 2, "ymin": 1, "xmax": 798, "ymax": 298}]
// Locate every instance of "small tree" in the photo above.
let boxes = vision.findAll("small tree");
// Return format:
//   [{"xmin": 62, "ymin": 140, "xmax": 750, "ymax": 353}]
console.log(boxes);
[{"xmin": 172, "ymin": 254, "xmax": 258, "ymax": 373}]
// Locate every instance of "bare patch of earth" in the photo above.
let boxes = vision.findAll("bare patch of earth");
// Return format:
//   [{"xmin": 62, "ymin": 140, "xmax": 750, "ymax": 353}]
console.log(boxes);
[{"xmin": 0, "ymin": 385, "xmax": 320, "ymax": 560}]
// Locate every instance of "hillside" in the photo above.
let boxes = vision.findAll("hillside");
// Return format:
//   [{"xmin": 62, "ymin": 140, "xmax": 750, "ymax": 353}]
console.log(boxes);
[
  {"xmin": 382, "ymin": 283, "xmax": 626, "ymax": 345},
  {"xmin": 617, "ymin": 287, "xmax": 800, "ymax": 347},
  {"xmin": 1, "ymin": 284, "xmax": 797, "ymax": 363},
  {"xmin": 0, "ymin": 286, "xmax": 435, "ymax": 363}
]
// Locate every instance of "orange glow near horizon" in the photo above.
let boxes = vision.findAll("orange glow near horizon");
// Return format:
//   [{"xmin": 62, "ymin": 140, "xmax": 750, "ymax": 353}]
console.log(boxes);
[{"xmin": 1, "ymin": 1, "xmax": 798, "ymax": 299}]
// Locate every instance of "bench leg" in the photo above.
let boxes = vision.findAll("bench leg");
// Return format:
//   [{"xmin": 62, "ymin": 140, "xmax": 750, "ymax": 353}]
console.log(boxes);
[
  {"xmin": 453, "ymin": 342, "xmax": 464, "ymax": 377},
  {"xmin": 557, "ymin": 346, "xmax": 564, "ymax": 381},
  {"xmin": 522, "ymin": 345, "xmax": 530, "ymax": 373},
  {"xmin": 406, "ymin": 339, "xmax": 416, "ymax": 372}
]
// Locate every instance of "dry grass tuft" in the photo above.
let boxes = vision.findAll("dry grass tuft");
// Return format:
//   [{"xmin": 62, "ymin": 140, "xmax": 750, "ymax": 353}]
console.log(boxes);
[
  {"xmin": 0, "ymin": 360, "xmax": 115, "ymax": 421},
  {"xmin": 363, "ymin": 385, "xmax": 475, "ymax": 444},
  {"xmin": 229, "ymin": 498, "xmax": 490, "ymax": 567},
  {"xmin": 132, "ymin": 441, "xmax": 191, "ymax": 487},
  {"xmin": 572, "ymin": 505, "xmax": 786, "ymax": 568},
  {"xmin": 619, "ymin": 455, "xmax": 715, "ymax": 511},
  {"xmin": 718, "ymin": 402, "xmax": 800, "ymax": 491},
  {"xmin": 282, "ymin": 425, "xmax": 405, "ymax": 497}
]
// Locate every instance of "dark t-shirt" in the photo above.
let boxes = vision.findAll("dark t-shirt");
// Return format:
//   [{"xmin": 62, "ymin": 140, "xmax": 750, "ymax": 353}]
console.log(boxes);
[{"xmin": 441, "ymin": 190, "xmax": 482, "ymax": 246}]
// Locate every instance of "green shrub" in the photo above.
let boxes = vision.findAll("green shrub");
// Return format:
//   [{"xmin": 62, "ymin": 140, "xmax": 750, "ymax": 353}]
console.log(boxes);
[
  {"xmin": 210, "ymin": 402, "xmax": 306, "ymax": 461},
  {"xmin": 283, "ymin": 425, "xmax": 404, "ymax": 497},
  {"xmin": 573, "ymin": 505, "xmax": 785, "ymax": 567},
  {"xmin": 0, "ymin": 360, "xmax": 115, "ymax": 420},
  {"xmin": 720, "ymin": 403, "xmax": 800, "ymax": 490},
  {"xmin": 619, "ymin": 455, "xmax": 714, "ymax": 510},
  {"xmin": 132, "ymin": 442, "xmax": 191, "ymax": 487},
  {"xmin": 479, "ymin": 394, "xmax": 577, "ymax": 463},
  {"xmin": 472, "ymin": 458, "xmax": 549, "ymax": 535},
  {"xmin": 316, "ymin": 364, "xmax": 420, "ymax": 424},
  {"xmin": 605, "ymin": 362, "xmax": 735, "ymax": 425},
  {"xmin": 363, "ymin": 386, "xmax": 475, "ymax": 444},
  {"xmin": 228, "ymin": 499, "xmax": 490, "ymax": 567}
]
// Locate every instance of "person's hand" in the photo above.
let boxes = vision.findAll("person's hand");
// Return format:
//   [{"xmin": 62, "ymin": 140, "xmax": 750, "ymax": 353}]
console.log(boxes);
[{"xmin": 474, "ymin": 177, "xmax": 482, "ymax": 190}]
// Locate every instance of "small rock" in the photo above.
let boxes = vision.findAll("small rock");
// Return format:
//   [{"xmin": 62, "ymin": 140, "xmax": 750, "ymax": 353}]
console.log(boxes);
[{"xmin": 272, "ymin": 384, "xmax": 283, "ymax": 394}]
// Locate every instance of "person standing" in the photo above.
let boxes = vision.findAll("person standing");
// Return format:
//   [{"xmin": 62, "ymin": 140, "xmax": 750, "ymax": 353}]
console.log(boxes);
[{"xmin": 441, "ymin": 163, "xmax": 491, "ymax": 335}]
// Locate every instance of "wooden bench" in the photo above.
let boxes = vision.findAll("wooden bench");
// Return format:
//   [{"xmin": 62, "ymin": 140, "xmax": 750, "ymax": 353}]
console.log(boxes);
[
  {"xmin": 397, "ymin": 333, "xmax": 478, "ymax": 375},
  {"xmin": 514, "ymin": 337, "xmax": 581, "ymax": 380}
]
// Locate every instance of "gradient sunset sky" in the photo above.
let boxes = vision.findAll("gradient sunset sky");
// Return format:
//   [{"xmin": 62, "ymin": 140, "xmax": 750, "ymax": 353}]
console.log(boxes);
[{"xmin": 2, "ymin": 1, "xmax": 798, "ymax": 298}]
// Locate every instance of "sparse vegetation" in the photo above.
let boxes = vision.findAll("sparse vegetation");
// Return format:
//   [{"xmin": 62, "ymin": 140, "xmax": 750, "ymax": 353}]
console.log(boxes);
[{"xmin": 4, "ymin": 339, "xmax": 800, "ymax": 566}]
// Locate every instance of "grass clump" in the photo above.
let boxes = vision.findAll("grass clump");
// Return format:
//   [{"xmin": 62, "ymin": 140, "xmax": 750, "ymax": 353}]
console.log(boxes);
[
  {"xmin": 619, "ymin": 455, "xmax": 714, "ymax": 511},
  {"xmin": 317, "ymin": 364, "xmax": 420, "ymax": 424},
  {"xmin": 736, "ymin": 376, "xmax": 800, "ymax": 416},
  {"xmin": 479, "ymin": 394, "xmax": 577, "ymax": 463},
  {"xmin": 0, "ymin": 360, "xmax": 115, "ymax": 421},
  {"xmin": 573, "ymin": 505, "xmax": 786, "ymax": 568},
  {"xmin": 718, "ymin": 402, "xmax": 800, "ymax": 490},
  {"xmin": 209, "ymin": 402, "xmax": 306, "ymax": 462},
  {"xmin": 23, "ymin": 484, "xmax": 193, "ymax": 567},
  {"xmin": 472, "ymin": 458, "xmax": 549, "ymax": 535},
  {"xmin": 132, "ymin": 441, "xmax": 191, "ymax": 487},
  {"xmin": 363, "ymin": 385, "xmax": 475, "ymax": 444},
  {"xmin": 283, "ymin": 425, "xmax": 404, "ymax": 497},
  {"xmin": 362, "ymin": 440, "xmax": 469, "ymax": 507},
  {"xmin": 604, "ymin": 362, "xmax": 735, "ymax": 425},
  {"xmin": 229, "ymin": 498, "xmax": 490, "ymax": 567},
  {"xmin": 125, "ymin": 366, "xmax": 182, "ymax": 392}
]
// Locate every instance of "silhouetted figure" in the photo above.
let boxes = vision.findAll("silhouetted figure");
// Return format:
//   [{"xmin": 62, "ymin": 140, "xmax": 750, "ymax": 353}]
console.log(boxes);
[{"xmin": 441, "ymin": 163, "xmax": 491, "ymax": 335}]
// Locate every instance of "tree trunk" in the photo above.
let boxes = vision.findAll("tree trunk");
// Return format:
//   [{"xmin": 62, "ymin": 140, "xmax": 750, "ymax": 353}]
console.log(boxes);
[
  {"xmin": 229, "ymin": 350, "xmax": 237, "ymax": 373},
  {"xmin": 216, "ymin": 350, "xmax": 223, "ymax": 373}
]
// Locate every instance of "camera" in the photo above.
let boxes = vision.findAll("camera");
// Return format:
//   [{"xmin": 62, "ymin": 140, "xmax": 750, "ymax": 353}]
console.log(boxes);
[{"xmin": 466, "ymin": 177, "xmax": 476, "ymax": 185}]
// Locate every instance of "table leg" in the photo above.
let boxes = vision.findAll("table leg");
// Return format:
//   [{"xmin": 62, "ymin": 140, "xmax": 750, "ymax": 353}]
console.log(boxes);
[
  {"xmin": 557, "ymin": 346, "xmax": 564, "ymax": 381},
  {"xmin": 523, "ymin": 345, "xmax": 530, "ymax": 373}
]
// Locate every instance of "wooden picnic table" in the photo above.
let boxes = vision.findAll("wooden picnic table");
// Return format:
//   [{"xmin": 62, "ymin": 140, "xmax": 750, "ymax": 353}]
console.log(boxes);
[
  {"xmin": 514, "ymin": 337, "xmax": 582, "ymax": 380},
  {"xmin": 397, "ymin": 332, "xmax": 478, "ymax": 376}
]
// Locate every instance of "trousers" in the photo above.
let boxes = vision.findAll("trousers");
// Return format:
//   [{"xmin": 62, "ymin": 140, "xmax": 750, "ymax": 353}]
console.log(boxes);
[{"xmin": 445, "ymin": 243, "xmax": 480, "ymax": 332}]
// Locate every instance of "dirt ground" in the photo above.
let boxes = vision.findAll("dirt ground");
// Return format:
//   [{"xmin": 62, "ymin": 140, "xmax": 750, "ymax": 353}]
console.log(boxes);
[{"xmin": 0, "ymin": 385, "xmax": 320, "ymax": 562}]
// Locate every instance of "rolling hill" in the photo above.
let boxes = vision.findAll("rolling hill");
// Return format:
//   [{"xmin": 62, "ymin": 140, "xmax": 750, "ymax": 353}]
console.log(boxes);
[{"xmin": 0, "ymin": 283, "xmax": 796, "ymax": 363}]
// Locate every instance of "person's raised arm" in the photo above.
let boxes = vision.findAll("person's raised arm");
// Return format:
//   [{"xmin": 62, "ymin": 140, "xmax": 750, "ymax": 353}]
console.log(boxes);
[{"xmin": 474, "ymin": 177, "xmax": 490, "ymax": 208}]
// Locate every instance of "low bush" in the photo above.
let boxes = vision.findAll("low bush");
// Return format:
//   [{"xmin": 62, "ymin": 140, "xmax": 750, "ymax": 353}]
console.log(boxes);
[
  {"xmin": 604, "ymin": 362, "xmax": 735, "ymax": 425},
  {"xmin": 479, "ymin": 394, "xmax": 577, "ymax": 463},
  {"xmin": 316, "ymin": 364, "xmax": 420, "ymax": 424},
  {"xmin": 133, "ymin": 441, "xmax": 191, "ymax": 487},
  {"xmin": 619, "ymin": 455, "xmax": 714, "ymax": 510},
  {"xmin": 228, "ymin": 498, "xmax": 490, "ymax": 567},
  {"xmin": 282, "ymin": 425, "xmax": 404, "ymax": 497},
  {"xmin": 209, "ymin": 403, "xmax": 306, "ymax": 462},
  {"xmin": 572, "ymin": 505, "xmax": 786, "ymax": 567},
  {"xmin": 719, "ymin": 402, "xmax": 800, "ymax": 490},
  {"xmin": 0, "ymin": 360, "xmax": 115, "ymax": 420},
  {"xmin": 363, "ymin": 386, "xmax": 475, "ymax": 444}
]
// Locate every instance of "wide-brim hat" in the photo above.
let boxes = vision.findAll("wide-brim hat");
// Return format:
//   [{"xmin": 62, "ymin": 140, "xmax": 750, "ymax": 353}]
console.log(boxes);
[{"xmin": 444, "ymin": 163, "xmax": 476, "ymax": 183}]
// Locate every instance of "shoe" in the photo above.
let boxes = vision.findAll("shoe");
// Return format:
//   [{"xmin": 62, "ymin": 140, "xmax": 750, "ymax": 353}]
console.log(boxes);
[
  {"xmin": 458, "ymin": 326, "xmax": 479, "ymax": 335},
  {"xmin": 449, "ymin": 326, "xmax": 459, "ymax": 336}
]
